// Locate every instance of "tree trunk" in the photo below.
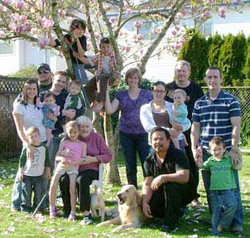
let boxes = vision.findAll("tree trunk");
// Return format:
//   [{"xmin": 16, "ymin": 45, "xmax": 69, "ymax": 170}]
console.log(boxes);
[{"xmin": 103, "ymin": 113, "xmax": 121, "ymax": 185}]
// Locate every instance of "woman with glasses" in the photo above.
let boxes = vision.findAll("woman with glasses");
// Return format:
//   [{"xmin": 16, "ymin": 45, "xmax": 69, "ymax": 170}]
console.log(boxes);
[
  {"xmin": 140, "ymin": 81, "xmax": 188, "ymax": 151},
  {"xmin": 105, "ymin": 68, "xmax": 153, "ymax": 188}
]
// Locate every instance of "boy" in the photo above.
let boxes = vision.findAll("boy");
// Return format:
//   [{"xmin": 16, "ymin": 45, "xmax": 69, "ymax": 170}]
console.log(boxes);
[
  {"xmin": 81, "ymin": 37, "xmax": 120, "ymax": 112},
  {"xmin": 18, "ymin": 127, "xmax": 51, "ymax": 213},
  {"xmin": 197, "ymin": 137, "xmax": 241, "ymax": 236}
]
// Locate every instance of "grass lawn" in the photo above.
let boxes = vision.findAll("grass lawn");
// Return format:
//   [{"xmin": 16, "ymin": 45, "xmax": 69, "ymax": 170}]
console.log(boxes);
[{"xmin": 0, "ymin": 156, "xmax": 249, "ymax": 238}]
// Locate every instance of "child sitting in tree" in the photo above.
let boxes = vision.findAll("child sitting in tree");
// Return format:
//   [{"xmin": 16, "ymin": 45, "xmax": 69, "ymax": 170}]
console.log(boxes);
[
  {"xmin": 18, "ymin": 127, "xmax": 51, "ymax": 213},
  {"xmin": 169, "ymin": 89, "xmax": 191, "ymax": 149},
  {"xmin": 80, "ymin": 37, "xmax": 120, "ymax": 112},
  {"xmin": 197, "ymin": 137, "xmax": 242, "ymax": 236}
]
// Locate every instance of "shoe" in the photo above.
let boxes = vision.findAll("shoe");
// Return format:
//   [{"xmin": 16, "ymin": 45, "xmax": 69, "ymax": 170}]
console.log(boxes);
[
  {"xmin": 49, "ymin": 208, "xmax": 57, "ymax": 219},
  {"xmin": 80, "ymin": 215, "xmax": 94, "ymax": 225},
  {"xmin": 160, "ymin": 225, "xmax": 176, "ymax": 233},
  {"xmin": 68, "ymin": 213, "xmax": 75, "ymax": 221}
]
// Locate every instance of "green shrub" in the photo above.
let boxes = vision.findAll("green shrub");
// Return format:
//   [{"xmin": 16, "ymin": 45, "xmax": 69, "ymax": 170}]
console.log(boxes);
[
  {"xmin": 208, "ymin": 33, "xmax": 224, "ymax": 67},
  {"xmin": 243, "ymin": 36, "xmax": 250, "ymax": 80},
  {"xmin": 8, "ymin": 65, "xmax": 37, "ymax": 78}
]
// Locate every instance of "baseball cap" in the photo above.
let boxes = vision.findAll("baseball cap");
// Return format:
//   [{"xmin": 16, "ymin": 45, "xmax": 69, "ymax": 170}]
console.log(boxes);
[{"xmin": 37, "ymin": 63, "xmax": 51, "ymax": 72}]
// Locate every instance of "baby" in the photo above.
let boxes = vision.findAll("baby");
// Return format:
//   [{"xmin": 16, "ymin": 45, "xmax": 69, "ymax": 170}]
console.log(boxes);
[
  {"xmin": 39, "ymin": 92, "xmax": 60, "ymax": 147},
  {"xmin": 170, "ymin": 89, "xmax": 191, "ymax": 149}
]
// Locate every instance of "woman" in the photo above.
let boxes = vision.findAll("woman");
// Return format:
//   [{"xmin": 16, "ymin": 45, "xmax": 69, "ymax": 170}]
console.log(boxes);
[
  {"xmin": 11, "ymin": 79, "xmax": 48, "ymax": 211},
  {"xmin": 140, "ymin": 81, "xmax": 188, "ymax": 151},
  {"xmin": 105, "ymin": 68, "xmax": 153, "ymax": 188},
  {"xmin": 60, "ymin": 116, "xmax": 112, "ymax": 224}
]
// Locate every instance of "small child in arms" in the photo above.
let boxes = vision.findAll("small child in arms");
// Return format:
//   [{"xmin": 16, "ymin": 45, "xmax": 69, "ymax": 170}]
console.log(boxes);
[
  {"xmin": 170, "ymin": 89, "xmax": 191, "ymax": 149},
  {"xmin": 49, "ymin": 121, "xmax": 86, "ymax": 221}
]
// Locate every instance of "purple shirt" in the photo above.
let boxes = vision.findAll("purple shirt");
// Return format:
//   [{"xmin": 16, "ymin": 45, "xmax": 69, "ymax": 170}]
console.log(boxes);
[
  {"xmin": 116, "ymin": 89, "xmax": 153, "ymax": 134},
  {"xmin": 79, "ymin": 132, "xmax": 112, "ymax": 172}
]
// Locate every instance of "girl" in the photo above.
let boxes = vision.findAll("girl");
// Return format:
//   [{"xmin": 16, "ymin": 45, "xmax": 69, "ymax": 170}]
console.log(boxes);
[{"xmin": 49, "ymin": 120, "xmax": 86, "ymax": 221}]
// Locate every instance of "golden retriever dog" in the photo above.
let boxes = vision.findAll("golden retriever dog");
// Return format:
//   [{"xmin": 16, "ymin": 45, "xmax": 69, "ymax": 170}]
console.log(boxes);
[
  {"xmin": 97, "ymin": 184, "xmax": 146, "ymax": 232},
  {"xmin": 90, "ymin": 181, "xmax": 106, "ymax": 222}
]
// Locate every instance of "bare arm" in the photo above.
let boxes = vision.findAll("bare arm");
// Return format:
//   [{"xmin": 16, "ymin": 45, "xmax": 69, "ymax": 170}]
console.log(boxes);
[
  {"xmin": 191, "ymin": 121, "xmax": 202, "ymax": 163},
  {"xmin": 12, "ymin": 113, "xmax": 28, "ymax": 145},
  {"xmin": 230, "ymin": 116, "xmax": 241, "ymax": 147},
  {"xmin": 105, "ymin": 87, "xmax": 120, "ymax": 114},
  {"xmin": 142, "ymin": 176, "xmax": 154, "ymax": 218}
]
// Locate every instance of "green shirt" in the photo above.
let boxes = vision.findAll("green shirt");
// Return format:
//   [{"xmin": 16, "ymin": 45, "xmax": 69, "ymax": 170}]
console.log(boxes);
[
  {"xmin": 19, "ymin": 144, "xmax": 50, "ymax": 177},
  {"xmin": 202, "ymin": 153, "xmax": 236, "ymax": 190}
]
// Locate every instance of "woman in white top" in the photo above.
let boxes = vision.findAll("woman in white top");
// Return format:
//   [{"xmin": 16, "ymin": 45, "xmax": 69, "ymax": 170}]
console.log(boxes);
[
  {"xmin": 140, "ymin": 81, "xmax": 189, "ymax": 151},
  {"xmin": 11, "ymin": 79, "xmax": 48, "ymax": 211}
]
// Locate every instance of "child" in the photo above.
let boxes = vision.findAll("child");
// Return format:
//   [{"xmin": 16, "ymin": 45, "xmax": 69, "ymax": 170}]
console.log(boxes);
[
  {"xmin": 39, "ymin": 92, "xmax": 60, "ymax": 147},
  {"xmin": 169, "ymin": 89, "xmax": 191, "ymax": 149},
  {"xmin": 197, "ymin": 137, "xmax": 241, "ymax": 236},
  {"xmin": 62, "ymin": 80, "xmax": 85, "ymax": 130},
  {"xmin": 18, "ymin": 127, "xmax": 51, "ymax": 213},
  {"xmin": 82, "ymin": 37, "xmax": 119, "ymax": 112},
  {"xmin": 49, "ymin": 120, "xmax": 86, "ymax": 221}
]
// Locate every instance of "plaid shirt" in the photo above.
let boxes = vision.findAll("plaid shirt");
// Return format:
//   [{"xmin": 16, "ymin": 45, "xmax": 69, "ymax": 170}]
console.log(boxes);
[{"xmin": 92, "ymin": 51, "xmax": 116, "ymax": 75}]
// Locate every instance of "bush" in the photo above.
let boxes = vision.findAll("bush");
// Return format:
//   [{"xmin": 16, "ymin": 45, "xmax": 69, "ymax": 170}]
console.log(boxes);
[
  {"xmin": 208, "ymin": 33, "xmax": 224, "ymax": 67},
  {"xmin": 243, "ymin": 36, "xmax": 250, "ymax": 81},
  {"xmin": 8, "ymin": 65, "xmax": 37, "ymax": 78}
]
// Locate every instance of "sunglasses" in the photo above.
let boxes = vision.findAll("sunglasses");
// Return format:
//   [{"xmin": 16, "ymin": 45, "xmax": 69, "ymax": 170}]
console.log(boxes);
[{"xmin": 38, "ymin": 70, "xmax": 50, "ymax": 75}]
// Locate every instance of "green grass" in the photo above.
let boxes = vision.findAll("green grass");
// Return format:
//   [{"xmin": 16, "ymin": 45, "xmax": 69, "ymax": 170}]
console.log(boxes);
[{"xmin": 0, "ymin": 156, "xmax": 249, "ymax": 238}]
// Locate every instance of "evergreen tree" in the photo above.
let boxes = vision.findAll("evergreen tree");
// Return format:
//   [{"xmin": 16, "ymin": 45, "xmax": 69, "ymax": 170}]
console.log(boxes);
[
  {"xmin": 208, "ymin": 33, "xmax": 224, "ymax": 67},
  {"xmin": 243, "ymin": 36, "xmax": 250, "ymax": 83}
]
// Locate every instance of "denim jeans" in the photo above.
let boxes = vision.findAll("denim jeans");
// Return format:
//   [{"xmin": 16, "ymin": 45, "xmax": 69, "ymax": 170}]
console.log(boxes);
[
  {"xmin": 11, "ymin": 173, "xmax": 22, "ymax": 211},
  {"xmin": 73, "ymin": 63, "xmax": 88, "ymax": 84},
  {"xmin": 119, "ymin": 132, "xmax": 150, "ymax": 188},
  {"xmin": 21, "ymin": 175, "xmax": 45, "ymax": 212},
  {"xmin": 210, "ymin": 189, "xmax": 237, "ymax": 235},
  {"xmin": 48, "ymin": 135, "xmax": 62, "ymax": 173},
  {"xmin": 202, "ymin": 149, "xmax": 244, "ymax": 231}
]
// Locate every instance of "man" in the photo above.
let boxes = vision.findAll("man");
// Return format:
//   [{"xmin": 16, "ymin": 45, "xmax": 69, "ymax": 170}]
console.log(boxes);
[
  {"xmin": 142, "ymin": 127, "xmax": 196, "ymax": 233},
  {"xmin": 191, "ymin": 66, "xmax": 243, "ymax": 235},
  {"xmin": 165, "ymin": 60, "xmax": 203, "ymax": 202},
  {"xmin": 37, "ymin": 63, "xmax": 53, "ymax": 92}
]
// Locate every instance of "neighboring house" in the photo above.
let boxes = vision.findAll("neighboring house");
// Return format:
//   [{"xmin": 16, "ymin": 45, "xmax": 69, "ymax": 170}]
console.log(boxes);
[{"xmin": 0, "ymin": 3, "xmax": 249, "ymax": 83}]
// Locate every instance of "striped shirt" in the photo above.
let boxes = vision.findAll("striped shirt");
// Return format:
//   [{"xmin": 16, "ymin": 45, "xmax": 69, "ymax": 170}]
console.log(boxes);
[{"xmin": 192, "ymin": 90, "xmax": 241, "ymax": 152}]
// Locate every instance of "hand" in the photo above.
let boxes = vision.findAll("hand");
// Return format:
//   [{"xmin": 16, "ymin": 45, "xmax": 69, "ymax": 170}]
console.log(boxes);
[
  {"xmin": 63, "ymin": 109, "xmax": 76, "ymax": 119},
  {"xmin": 142, "ymin": 201, "xmax": 153, "ymax": 218},
  {"xmin": 171, "ymin": 121, "xmax": 183, "ymax": 131},
  {"xmin": 46, "ymin": 112, "xmax": 58, "ymax": 122},
  {"xmin": 18, "ymin": 172, "xmax": 24, "ymax": 182},
  {"xmin": 80, "ymin": 156, "xmax": 98, "ymax": 165},
  {"xmin": 26, "ymin": 145, "xmax": 35, "ymax": 160},
  {"xmin": 151, "ymin": 175, "xmax": 164, "ymax": 191},
  {"xmin": 192, "ymin": 146, "xmax": 203, "ymax": 166},
  {"xmin": 61, "ymin": 148, "xmax": 75, "ymax": 158},
  {"xmin": 72, "ymin": 30, "xmax": 79, "ymax": 40},
  {"xmin": 45, "ymin": 169, "xmax": 51, "ymax": 180}
]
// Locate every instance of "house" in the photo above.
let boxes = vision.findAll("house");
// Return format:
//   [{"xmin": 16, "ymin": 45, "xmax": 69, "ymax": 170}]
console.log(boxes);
[{"xmin": 0, "ymin": 2, "xmax": 249, "ymax": 83}]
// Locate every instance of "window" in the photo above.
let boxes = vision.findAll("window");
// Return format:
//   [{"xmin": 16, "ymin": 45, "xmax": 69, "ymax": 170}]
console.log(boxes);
[{"xmin": 0, "ymin": 41, "xmax": 14, "ymax": 55}]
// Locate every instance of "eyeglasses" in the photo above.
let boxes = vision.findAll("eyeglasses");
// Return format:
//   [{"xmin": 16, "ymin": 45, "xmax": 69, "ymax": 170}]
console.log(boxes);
[
  {"xmin": 153, "ymin": 90, "xmax": 166, "ymax": 93},
  {"xmin": 38, "ymin": 70, "xmax": 49, "ymax": 75}
]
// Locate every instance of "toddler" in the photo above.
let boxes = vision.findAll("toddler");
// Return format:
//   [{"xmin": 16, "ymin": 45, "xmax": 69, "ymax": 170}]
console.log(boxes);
[
  {"xmin": 170, "ymin": 89, "xmax": 191, "ymax": 149},
  {"xmin": 39, "ymin": 92, "xmax": 60, "ymax": 147},
  {"xmin": 197, "ymin": 137, "xmax": 241, "ymax": 236},
  {"xmin": 18, "ymin": 127, "xmax": 51, "ymax": 213},
  {"xmin": 49, "ymin": 121, "xmax": 86, "ymax": 221}
]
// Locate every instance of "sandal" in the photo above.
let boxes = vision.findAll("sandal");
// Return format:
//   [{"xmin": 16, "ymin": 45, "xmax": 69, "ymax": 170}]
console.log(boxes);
[
  {"xmin": 49, "ymin": 208, "xmax": 57, "ymax": 219},
  {"xmin": 68, "ymin": 213, "xmax": 76, "ymax": 221}
]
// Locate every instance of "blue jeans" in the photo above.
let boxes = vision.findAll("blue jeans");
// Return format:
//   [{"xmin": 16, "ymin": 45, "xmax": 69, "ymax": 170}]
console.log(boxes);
[
  {"xmin": 210, "ymin": 189, "xmax": 237, "ymax": 235},
  {"xmin": 73, "ymin": 63, "xmax": 88, "ymax": 84},
  {"xmin": 119, "ymin": 132, "xmax": 150, "ymax": 188},
  {"xmin": 21, "ymin": 175, "xmax": 45, "ymax": 212},
  {"xmin": 48, "ymin": 135, "xmax": 62, "ymax": 173},
  {"xmin": 202, "ymin": 150, "xmax": 244, "ymax": 231}
]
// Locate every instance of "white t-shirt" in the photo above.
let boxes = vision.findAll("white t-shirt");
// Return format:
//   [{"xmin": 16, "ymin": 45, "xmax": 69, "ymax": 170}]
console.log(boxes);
[{"xmin": 13, "ymin": 103, "xmax": 47, "ymax": 142}]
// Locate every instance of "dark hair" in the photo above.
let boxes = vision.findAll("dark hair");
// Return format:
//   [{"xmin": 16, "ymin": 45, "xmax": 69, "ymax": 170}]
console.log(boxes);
[
  {"xmin": 152, "ymin": 81, "xmax": 168, "ymax": 93},
  {"xmin": 125, "ymin": 68, "xmax": 142, "ymax": 85},
  {"xmin": 150, "ymin": 127, "xmax": 170, "ymax": 140},
  {"xmin": 54, "ymin": 71, "xmax": 69, "ymax": 79},
  {"xmin": 44, "ymin": 91, "xmax": 56, "ymax": 100},
  {"xmin": 21, "ymin": 79, "xmax": 39, "ymax": 105},
  {"xmin": 209, "ymin": 137, "xmax": 226, "ymax": 149},
  {"xmin": 70, "ymin": 19, "xmax": 86, "ymax": 32},
  {"xmin": 100, "ymin": 37, "xmax": 111, "ymax": 45},
  {"xmin": 206, "ymin": 66, "xmax": 222, "ymax": 78},
  {"xmin": 69, "ymin": 80, "xmax": 82, "ymax": 88}
]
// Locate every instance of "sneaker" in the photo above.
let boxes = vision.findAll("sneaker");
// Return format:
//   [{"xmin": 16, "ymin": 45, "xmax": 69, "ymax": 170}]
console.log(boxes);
[
  {"xmin": 80, "ymin": 215, "xmax": 94, "ymax": 225},
  {"xmin": 50, "ymin": 208, "xmax": 57, "ymax": 219},
  {"xmin": 68, "ymin": 213, "xmax": 76, "ymax": 221},
  {"xmin": 160, "ymin": 224, "xmax": 177, "ymax": 233}
]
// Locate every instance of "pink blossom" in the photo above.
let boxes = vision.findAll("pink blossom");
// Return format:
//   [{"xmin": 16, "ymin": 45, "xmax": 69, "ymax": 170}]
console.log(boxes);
[
  {"xmin": 0, "ymin": 5, "xmax": 5, "ymax": 12},
  {"xmin": 16, "ymin": 0, "xmax": 24, "ymax": 10},
  {"xmin": 125, "ymin": 46, "xmax": 131, "ymax": 53},
  {"xmin": 0, "ymin": 31, "xmax": 6, "ymax": 38},
  {"xmin": 16, "ymin": 25, "xmax": 25, "ymax": 33},
  {"xmin": 94, "ymin": 32, "xmax": 100, "ymax": 39},
  {"xmin": 4, "ymin": 0, "xmax": 12, "ymax": 5},
  {"xmin": 20, "ymin": 15, "xmax": 27, "ymax": 22},
  {"xmin": 207, "ymin": 0, "xmax": 214, "ymax": 3},
  {"xmin": 109, "ymin": 17, "xmax": 116, "ymax": 24},
  {"xmin": 177, "ymin": 11, "xmax": 185, "ymax": 19},
  {"xmin": 23, "ymin": 23, "xmax": 31, "ymax": 31},
  {"xmin": 103, "ymin": 3, "xmax": 110, "ymax": 11},
  {"xmin": 153, "ymin": 28, "xmax": 159, "ymax": 35},
  {"xmin": 134, "ymin": 21, "xmax": 143, "ymax": 29},
  {"xmin": 38, "ymin": 17, "xmax": 44, "ymax": 26},
  {"xmin": 175, "ymin": 25, "xmax": 180, "ymax": 31},
  {"xmin": 219, "ymin": 7, "xmax": 226, "ymax": 18},
  {"xmin": 119, "ymin": 31, "xmax": 123, "ymax": 37},
  {"xmin": 172, "ymin": 30, "xmax": 177, "ymax": 36},
  {"xmin": 30, "ymin": 28, "xmax": 38, "ymax": 35},
  {"xmin": 43, "ymin": 18, "xmax": 54, "ymax": 30},
  {"xmin": 126, "ymin": 8, "xmax": 132, "ymax": 15},
  {"xmin": 59, "ymin": 9, "xmax": 66, "ymax": 18},
  {"xmin": 38, "ymin": 37, "xmax": 50, "ymax": 48},
  {"xmin": 136, "ymin": 34, "xmax": 143, "ymax": 42},
  {"xmin": 124, "ymin": 1, "xmax": 129, "ymax": 9}
]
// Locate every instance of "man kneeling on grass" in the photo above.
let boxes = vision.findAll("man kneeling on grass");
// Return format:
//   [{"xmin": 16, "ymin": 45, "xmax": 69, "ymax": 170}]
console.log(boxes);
[{"xmin": 142, "ymin": 127, "xmax": 196, "ymax": 233}]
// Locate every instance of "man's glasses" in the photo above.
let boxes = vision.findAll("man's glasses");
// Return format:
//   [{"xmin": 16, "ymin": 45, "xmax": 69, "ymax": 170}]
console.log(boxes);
[{"xmin": 38, "ymin": 70, "xmax": 49, "ymax": 75}]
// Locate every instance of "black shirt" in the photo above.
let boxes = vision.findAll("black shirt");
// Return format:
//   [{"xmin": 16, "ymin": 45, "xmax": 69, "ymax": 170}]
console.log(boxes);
[
  {"xmin": 144, "ymin": 145, "xmax": 190, "ymax": 181},
  {"xmin": 55, "ymin": 34, "xmax": 87, "ymax": 65},
  {"xmin": 165, "ymin": 81, "xmax": 204, "ymax": 120}
]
